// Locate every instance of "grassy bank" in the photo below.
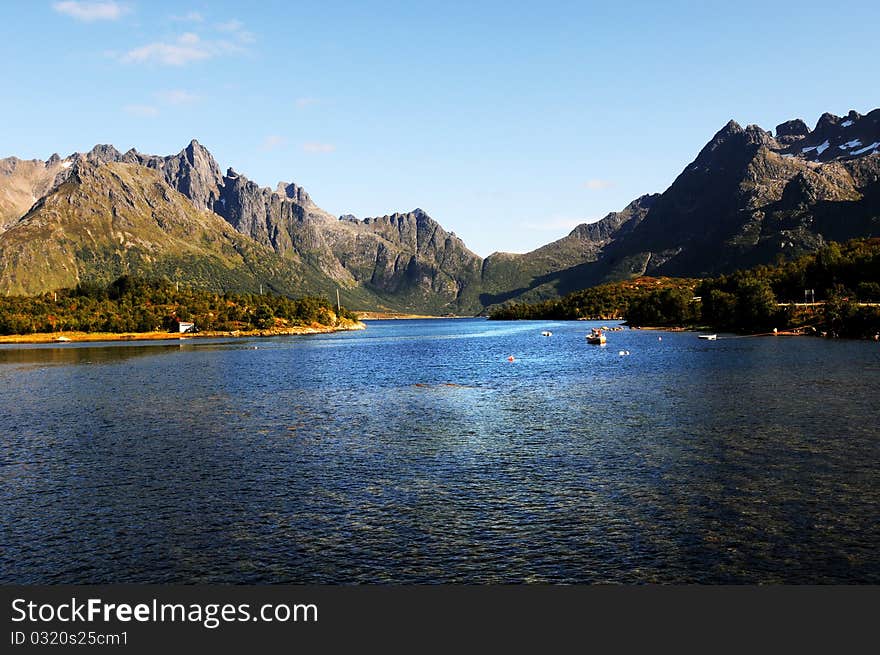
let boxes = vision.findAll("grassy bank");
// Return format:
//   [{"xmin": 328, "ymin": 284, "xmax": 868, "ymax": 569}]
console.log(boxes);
[{"xmin": 0, "ymin": 319, "xmax": 365, "ymax": 345}]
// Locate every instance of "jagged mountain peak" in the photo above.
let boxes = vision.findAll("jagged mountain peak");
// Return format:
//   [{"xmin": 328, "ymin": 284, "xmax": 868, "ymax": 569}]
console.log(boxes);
[
  {"xmin": 721, "ymin": 119, "xmax": 743, "ymax": 134},
  {"xmin": 711, "ymin": 119, "xmax": 772, "ymax": 143},
  {"xmin": 687, "ymin": 108, "xmax": 880, "ymax": 170},
  {"xmin": 815, "ymin": 112, "xmax": 841, "ymax": 131},
  {"xmin": 743, "ymin": 124, "xmax": 776, "ymax": 149},
  {"xmin": 360, "ymin": 208, "xmax": 437, "ymax": 227},
  {"xmin": 691, "ymin": 119, "xmax": 771, "ymax": 169},
  {"xmin": 775, "ymin": 118, "xmax": 810, "ymax": 142},
  {"xmin": 274, "ymin": 181, "xmax": 313, "ymax": 205},
  {"xmin": 84, "ymin": 143, "xmax": 123, "ymax": 163},
  {"xmin": 180, "ymin": 138, "xmax": 214, "ymax": 161},
  {"xmin": 777, "ymin": 107, "xmax": 880, "ymax": 162}
]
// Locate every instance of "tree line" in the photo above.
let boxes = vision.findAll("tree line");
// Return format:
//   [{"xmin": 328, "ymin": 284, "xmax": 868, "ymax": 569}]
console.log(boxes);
[
  {"xmin": 0, "ymin": 275, "xmax": 358, "ymax": 335},
  {"xmin": 490, "ymin": 238, "xmax": 880, "ymax": 339},
  {"xmin": 489, "ymin": 277, "xmax": 698, "ymax": 321}
]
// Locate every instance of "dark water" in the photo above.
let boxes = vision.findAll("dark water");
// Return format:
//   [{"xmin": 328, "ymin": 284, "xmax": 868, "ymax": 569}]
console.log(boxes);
[{"xmin": 1, "ymin": 319, "xmax": 878, "ymax": 583}]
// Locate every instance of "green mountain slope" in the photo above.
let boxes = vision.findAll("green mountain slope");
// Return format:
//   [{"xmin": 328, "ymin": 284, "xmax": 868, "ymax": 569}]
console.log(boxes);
[{"xmin": 0, "ymin": 161, "xmax": 371, "ymax": 306}]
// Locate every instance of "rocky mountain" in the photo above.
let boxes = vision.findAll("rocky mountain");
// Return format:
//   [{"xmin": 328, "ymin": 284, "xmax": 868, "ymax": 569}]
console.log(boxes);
[
  {"xmin": 1, "ymin": 107, "xmax": 878, "ymax": 312},
  {"xmin": 0, "ymin": 154, "xmax": 74, "ymax": 232},
  {"xmin": 0, "ymin": 159, "xmax": 349, "ymax": 298},
  {"xmin": 480, "ymin": 108, "xmax": 880, "ymax": 308},
  {"xmin": 328, "ymin": 209, "xmax": 484, "ymax": 312},
  {"xmin": 205, "ymin": 159, "xmax": 484, "ymax": 313},
  {"xmin": 0, "ymin": 141, "xmax": 484, "ymax": 311},
  {"xmin": 479, "ymin": 194, "xmax": 658, "ymax": 307},
  {"xmin": 587, "ymin": 108, "xmax": 880, "ymax": 281}
]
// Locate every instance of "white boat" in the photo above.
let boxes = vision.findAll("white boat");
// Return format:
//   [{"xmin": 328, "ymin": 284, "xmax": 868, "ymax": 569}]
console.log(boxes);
[
  {"xmin": 53, "ymin": 336, "xmax": 72, "ymax": 342},
  {"xmin": 586, "ymin": 328, "xmax": 606, "ymax": 345},
  {"xmin": 541, "ymin": 331, "xmax": 552, "ymax": 337},
  {"xmin": 697, "ymin": 334, "xmax": 717, "ymax": 340}
]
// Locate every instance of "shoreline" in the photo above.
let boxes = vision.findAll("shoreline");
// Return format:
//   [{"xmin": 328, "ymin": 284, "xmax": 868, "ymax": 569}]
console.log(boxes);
[
  {"xmin": 356, "ymin": 311, "xmax": 467, "ymax": 320},
  {"xmin": 631, "ymin": 325, "xmax": 811, "ymax": 337},
  {"xmin": 0, "ymin": 320, "xmax": 365, "ymax": 345},
  {"xmin": 495, "ymin": 318, "xmax": 818, "ymax": 338}
]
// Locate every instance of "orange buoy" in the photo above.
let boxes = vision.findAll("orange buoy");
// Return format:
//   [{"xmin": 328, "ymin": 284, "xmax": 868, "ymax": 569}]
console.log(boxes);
[{"xmin": 507, "ymin": 355, "xmax": 515, "ymax": 362}]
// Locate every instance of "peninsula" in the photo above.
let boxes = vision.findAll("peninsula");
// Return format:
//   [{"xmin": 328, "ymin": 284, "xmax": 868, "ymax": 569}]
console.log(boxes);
[{"xmin": 0, "ymin": 275, "xmax": 364, "ymax": 343}]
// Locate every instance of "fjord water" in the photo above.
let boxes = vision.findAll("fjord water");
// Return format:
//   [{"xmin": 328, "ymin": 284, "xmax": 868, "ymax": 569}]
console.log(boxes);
[{"xmin": 1, "ymin": 319, "xmax": 878, "ymax": 584}]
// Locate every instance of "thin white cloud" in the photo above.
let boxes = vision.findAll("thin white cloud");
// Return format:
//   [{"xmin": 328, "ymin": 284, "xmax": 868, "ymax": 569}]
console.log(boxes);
[
  {"xmin": 214, "ymin": 19, "xmax": 254, "ymax": 43},
  {"xmin": 121, "ymin": 32, "xmax": 243, "ymax": 66},
  {"xmin": 295, "ymin": 97, "xmax": 320, "ymax": 109},
  {"xmin": 302, "ymin": 142, "xmax": 336, "ymax": 154},
  {"xmin": 171, "ymin": 11, "xmax": 204, "ymax": 22},
  {"xmin": 582, "ymin": 179, "xmax": 615, "ymax": 190},
  {"xmin": 123, "ymin": 104, "xmax": 159, "ymax": 118},
  {"xmin": 53, "ymin": 1, "xmax": 128, "ymax": 21},
  {"xmin": 215, "ymin": 19, "xmax": 243, "ymax": 32},
  {"xmin": 520, "ymin": 216, "xmax": 584, "ymax": 232},
  {"xmin": 156, "ymin": 89, "xmax": 199, "ymax": 105},
  {"xmin": 261, "ymin": 135, "xmax": 287, "ymax": 151}
]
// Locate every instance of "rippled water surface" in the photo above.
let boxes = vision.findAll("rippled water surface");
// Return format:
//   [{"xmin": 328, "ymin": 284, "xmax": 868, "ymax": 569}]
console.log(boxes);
[{"xmin": 1, "ymin": 319, "xmax": 878, "ymax": 583}]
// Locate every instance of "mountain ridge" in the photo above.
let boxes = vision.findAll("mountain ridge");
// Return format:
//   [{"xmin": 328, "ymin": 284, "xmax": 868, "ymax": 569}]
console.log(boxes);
[{"xmin": 2, "ymin": 107, "xmax": 878, "ymax": 312}]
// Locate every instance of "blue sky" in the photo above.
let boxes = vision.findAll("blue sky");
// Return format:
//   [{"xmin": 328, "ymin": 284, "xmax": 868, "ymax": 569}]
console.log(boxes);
[{"xmin": 1, "ymin": 1, "xmax": 878, "ymax": 256}]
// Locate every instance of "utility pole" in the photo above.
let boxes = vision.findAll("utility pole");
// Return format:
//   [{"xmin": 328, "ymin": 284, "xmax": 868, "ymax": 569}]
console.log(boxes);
[{"xmin": 336, "ymin": 288, "xmax": 341, "ymax": 316}]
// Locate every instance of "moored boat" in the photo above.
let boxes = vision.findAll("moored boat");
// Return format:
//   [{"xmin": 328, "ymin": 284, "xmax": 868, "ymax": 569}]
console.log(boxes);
[
  {"xmin": 586, "ymin": 328, "xmax": 606, "ymax": 345},
  {"xmin": 697, "ymin": 334, "xmax": 717, "ymax": 340}
]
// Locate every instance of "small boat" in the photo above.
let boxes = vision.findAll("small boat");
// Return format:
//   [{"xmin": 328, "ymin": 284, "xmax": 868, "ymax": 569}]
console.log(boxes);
[
  {"xmin": 697, "ymin": 334, "xmax": 717, "ymax": 340},
  {"xmin": 541, "ymin": 331, "xmax": 552, "ymax": 337},
  {"xmin": 53, "ymin": 336, "xmax": 72, "ymax": 342},
  {"xmin": 586, "ymin": 328, "xmax": 606, "ymax": 345}
]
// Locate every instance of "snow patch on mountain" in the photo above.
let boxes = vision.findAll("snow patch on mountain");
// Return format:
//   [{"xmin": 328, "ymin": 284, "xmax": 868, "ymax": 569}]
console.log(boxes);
[{"xmin": 850, "ymin": 142, "xmax": 880, "ymax": 156}]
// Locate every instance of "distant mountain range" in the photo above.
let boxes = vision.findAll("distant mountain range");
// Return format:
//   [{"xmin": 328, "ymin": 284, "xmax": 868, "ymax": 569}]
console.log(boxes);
[{"xmin": 1, "ymin": 108, "xmax": 878, "ymax": 313}]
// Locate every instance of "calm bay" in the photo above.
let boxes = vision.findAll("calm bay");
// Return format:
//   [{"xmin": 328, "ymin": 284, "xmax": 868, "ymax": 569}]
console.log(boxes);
[{"xmin": 1, "ymin": 319, "xmax": 877, "ymax": 583}]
